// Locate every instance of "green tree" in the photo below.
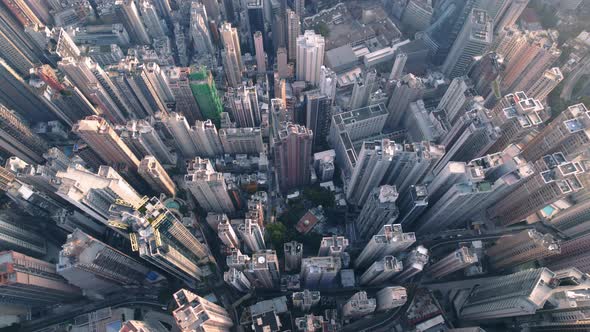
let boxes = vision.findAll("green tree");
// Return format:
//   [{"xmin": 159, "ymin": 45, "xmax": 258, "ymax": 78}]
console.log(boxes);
[
  {"xmin": 266, "ymin": 222, "xmax": 287, "ymax": 249},
  {"xmin": 314, "ymin": 22, "xmax": 330, "ymax": 37}
]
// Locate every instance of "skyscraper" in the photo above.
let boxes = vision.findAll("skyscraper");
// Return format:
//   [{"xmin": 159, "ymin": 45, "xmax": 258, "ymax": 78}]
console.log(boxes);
[
  {"xmin": 319, "ymin": 66, "xmax": 337, "ymax": 104},
  {"xmin": 222, "ymin": 46, "xmax": 242, "ymax": 87},
  {"xmin": 527, "ymin": 67, "xmax": 563, "ymax": 101},
  {"xmin": 138, "ymin": 156, "xmax": 177, "ymax": 196},
  {"xmin": 488, "ymin": 152, "xmax": 587, "ymax": 226},
  {"xmin": 486, "ymin": 229, "xmax": 560, "ymax": 270},
  {"xmin": 389, "ymin": 52, "xmax": 407, "ymax": 81},
  {"xmin": 356, "ymin": 185, "xmax": 399, "ymax": 239},
  {"xmin": 301, "ymin": 256, "xmax": 341, "ymax": 289},
  {"xmin": 442, "ymin": 9, "xmax": 493, "ymax": 79},
  {"xmin": 284, "ymin": 241, "xmax": 303, "ymax": 272},
  {"xmin": 274, "ymin": 122, "xmax": 313, "ymax": 192},
  {"xmin": 355, "ymin": 224, "xmax": 416, "ymax": 268},
  {"xmin": 244, "ymin": 250, "xmax": 280, "ymax": 288},
  {"xmin": 140, "ymin": 0, "xmax": 166, "ymax": 39},
  {"xmin": 166, "ymin": 67, "xmax": 203, "ymax": 123},
  {"xmin": 286, "ymin": 9, "xmax": 300, "ymax": 61},
  {"xmin": 349, "ymin": 69, "xmax": 377, "ymax": 110},
  {"xmin": 122, "ymin": 197, "xmax": 212, "ymax": 287},
  {"xmin": 485, "ymin": 91, "xmax": 545, "ymax": 155},
  {"xmin": 189, "ymin": 2, "xmax": 214, "ymax": 55},
  {"xmin": 493, "ymin": 0, "xmax": 530, "ymax": 33},
  {"xmin": 237, "ymin": 218, "xmax": 265, "ymax": 252},
  {"xmin": 520, "ymin": 103, "xmax": 589, "ymax": 162},
  {"xmin": 226, "ymin": 85, "xmax": 258, "ymax": 127},
  {"xmin": 55, "ymin": 165, "xmax": 143, "ymax": 224},
  {"xmin": 0, "ymin": 211, "xmax": 46, "ymax": 257},
  {"xmin": 458, "ymin": 268, "xmax": 557, "ymax": 320},
  {"xmin": 396, "ymin": 185, "xmax": 429, "ymax": 228},
  {"xmin": 359, "ymin": 256, "xmax": 403, "ymax": 286},
  {"xmin": 376, "ymin": 286, "xmax": 407, "ymax": 312},
  {"xmin": 318, "ymin": 235, "xmax": 349, "ymax": 257},
  {"xmin": 172, "ymin": 289, "xmax": 234, "ymax": 331},
  {"xmin": 393, "ymin": 245, "xmax": 429, "ymax": 282},
  {"xmin": 386, "ymin": 74, "xmax": 425, "ymax": 129},
  {"xmin": 224, "ymin": 267, "xmax": 252, "ymax": 292},
  {"xmin": 292, "ymin": 290, "xmax": 321, "ymax": 312},
  {"xmin": 254, "ymin": 31, "xmax": 266, "ymax": 73},
  {"xmin": 346, "ymin": 140, "xmax": 395, "ymax": 206},
  {"xmin": 0, "ymin": 251, "xmax": 81, "ymax": 306},
  {"xmin": 219, "ymin": 127, "xmax": 264, "ymax": 154},
  {"xmin": 296, "ymin": 31, "xmax": 325, "ymax": 85},
  {"xmin": 427, "ymin": 246, "xmax": 478, "ymax": 279},
  {"xmin": 219, "ymin": 22, "xmax": 243, "ymax": 71},
  {"xmin": 185, "ymin": 157, "xmax": 235, "ymax": 213},
  {"xmin": 57, "ymin": 229, "xmax": 150, "ymax": 295},
  {"xmin": 304, "ymin": 90, "xmax": 331, "ymax": 150},
  {"xmin": 114, "ymin": 0, "xmax": 150, "ymax": 44},
  {"xmin": 117, "ymin": 119, "xmax": 175, "ymax": 165},
  {"xmin": 342, "ymin": 292, "xmax": 376, "ymax": 319},
  {"xmin": 0, "ymin": 104, "xmax": 49, "ymax": 164},
  {"xmin": 189, "ymin": 66, "xmax": 224, "ymax": 125},
  {"xmin": 401, "ymin": 0, "xmax": 433, "ymax": 31},
  {"xmin": 436, "ymin": 76, "xmax": 477, "ymax": 125}
]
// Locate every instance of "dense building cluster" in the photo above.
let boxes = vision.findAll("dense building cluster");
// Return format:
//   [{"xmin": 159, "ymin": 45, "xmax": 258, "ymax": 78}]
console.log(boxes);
[{"xmin": 0, "ymin": 0, "xmax": 590, "ymax": 331}]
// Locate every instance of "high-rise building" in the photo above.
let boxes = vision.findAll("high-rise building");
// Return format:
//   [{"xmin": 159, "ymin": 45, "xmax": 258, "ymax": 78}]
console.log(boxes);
[
  {"xmin": 0, "ymin": 211, "xmax": 46, "ymax": 257},
  {"xmin": 286, "ymin": 9, "xmax": 300, "ymax": 61},
  {"xmin": 189, "ymin": 66, "xmax": 223, "ymax": 125},
  {"xmin": 396, "ymin": 185, "xmax": 429, "ymax": 228},
  {"xmin": 376, "ymin": 286, "xmax": 407, "ymax": 312},
  {"xmin": 488, "ymin": 152, "xmax": 587, "ymax": 226},
  {"xmin": 162, "ymin": 112, "xmax": 200, "ymax": 157},
  {"xmin": 0, "ymin": 59, "xmax": 62, "ymax": 124},
  {"xmin": 117, "ymin": 119, "xmax": 175, "ymax": 165},
  {"xmin": 434, "ymin": 108, "xmax": 499, "ymax": 175},
  {"xmin": 185, "ymin": 157, "xmax": 235, "ymax": 213},
  {"xmin": 121, "ymin": 197, "xmax": 212, "ymax": 287},
  {"xmin": 0, "ymin": 5, "xmax": 45, "ymax": 76},
  {"xmin": 546, "ymin": 233, "xmax": 590, "ymax": 274},
  {"xmin": 318, "ymin": 235, "xmax": 349, "ymax": 257},
  {"xmin": 485, "ymin": 92, "xmax": 545, "ymax": 155},
  {"xmin": 219, "ymin": 127, "xmax": 264, "ymax": 155},
  {"xmin": 356, "ymin": 185, "xmax": 399, "ymax": 239},
  {"xmin": 389, "ymin": 52, "xmax": 407, "ymax": 81},
  {"xmin": 349, "ymin": 69, "xmax": 377, "ymax": 110},
  {"xmin": 0, "ymin": 104, "xmax": 49, "ymax": 164},
  {"xmin": 342, "ymin": 291, "xmax": 376, "ymax": 319},
  {"xmin": 301, "ymin": 256, "xmax": 341, "ymax": 289},
  {"xmin": 284, "ymin": 241, "xmax": 303, "ymax": 272},
  {"xmin": 304, "ymin": 90, "xmax": 331, "ymax": 150},
  {"xmin": 296, "ymin": 31, "xmax": 325, "ymax": 85},
  {"xmin": 274, "ymin": 122, "xmax": 313, "ymax": 192},
  {"xmin": 224, "ymin": 267, "xmax": 252, "ymax": 292},
  {"xmin": 140, "ymin": 0, "xmax": 166, "ymax": 39},
  {"xmin": 520, "ymin": 103, "xmax": 589, "ymax": 162},
  {"xmin": 313, "ymin": 150, "xmax": 335, "ymax": 182},
  {"xmin": 393, "ymin": 245, "xmax": 429, "ymax": 282},
  {"xmin": 277, "ymin": 47, "xmax": 289, "ymax": 78},
  {"xmin": 386, "ymin": 74, "xmax": 425, "ymax": 129},
  {"xmin": 493, "ymin": 0, "xmax": 530, "ymax": 33},
  {"xmin": 138, "ymin": 156, "xmax": 176, "ymax": 196},
  {"xmin": 222, "ymin": 46, "xmax": 242, "ymax": 87},
  {"xmin": 166, "ymin": 67, "xmax": 203, "ymax": 123},
  {"xmin": 246, "ymin": 0, "xmax": 265, "ymax": 48},
  {"xmin": 437, "ymin": 76, "xmax": 477, "ymax": 125},
  {"xmin": 237, "ymin": 218, "xmax": 265, "ymax": 252},
  {"xmin": 57, "ymin": 229, "xmax": 150, "ymax": 295},
  {"xmin": 217, "ymin": 217, "xmax": 240, "ymax": 249},
  {"xmin": 254, "ymin": 31, "xmax": 266, "ymax": 73},
  {"xmin": 193, "ymin": 119, "xmax": 224, "ymax": 156},
  {"xmin": 55, "ymin": 165, "xmax": 143, "ymax": 224},
  {"xmin": 442, "ymin": 9, "xmax": 493, "ymax": 79},
  {"xmin": 72, "ymin": 115, "xmax": 141, "ymax": 170},
  {"xmin": 527, "ymin": 67, "xmax": 563, "ymax": 101},
  {"xmin": 244, "ymin": 250, "xmax": 280, "ymax": 288},
  {"xmin": 401, "ymin": 0, "xmax": 433, "ymax": 31},
  {"xmin": 114, "ymin": 0, "xmax": 150, "ymax": 44},
  {"xmin": 227, "ymin": 248, "xmax": 250, "ymax": 270},
  {"xmin": 0, "ymin": 251, "xmax": 81, "ymax": 306},
  {"xmin": 120, "ymin": 320, "xmax": 169, "ymax": 332},
  {"xmin": 292, "ymin": 290, "xmax": 321, "ymax": 312},
  {"xmin": 458, "ymin": 268, "xmax": 557, "ymax": 320},
  {"xmin": 220, "ymin": 22, "xmax": 243, "ymax": 71},
  {"xmin": 172, "ymin": 289, "xmax": 234, "ymax": 331},
  {"xmin": 319, "ymin": 66, "xmax": 337, "ymax": 104},
  {"xmin": 226, "ymin": 85, "xmax": 259, "ymax": 127},
  {"xmin": 500, "ymin": 30, "xmax": 561, "ymax": 94},
  {"xmin": 468, "ymin": 52, "xmax": 503, "ymax": 101},
  {"xmin": 189, "ymin": 3, "xmax": 214, "ymax": 55},
  {"xmin": 346, "ymin": 139, "xmax": 395, "ymax": 206},
  {"xmin": 486, "ymin": 229, "xmax": 560, "ymax": 270},
  {"xmin": 427, "ymin": 246, "xmax": 478, "ymax": 279},
  {"xmin": 355, "ymin": 224, "xmax": 416, "ymax": 268},
  {"xmin": 359, "ymin": 256, "xmax": 403, "ymax": 286},
  {"xmin": 384, "ymin": 141, "xmax": 445, "ymax": 196}
]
